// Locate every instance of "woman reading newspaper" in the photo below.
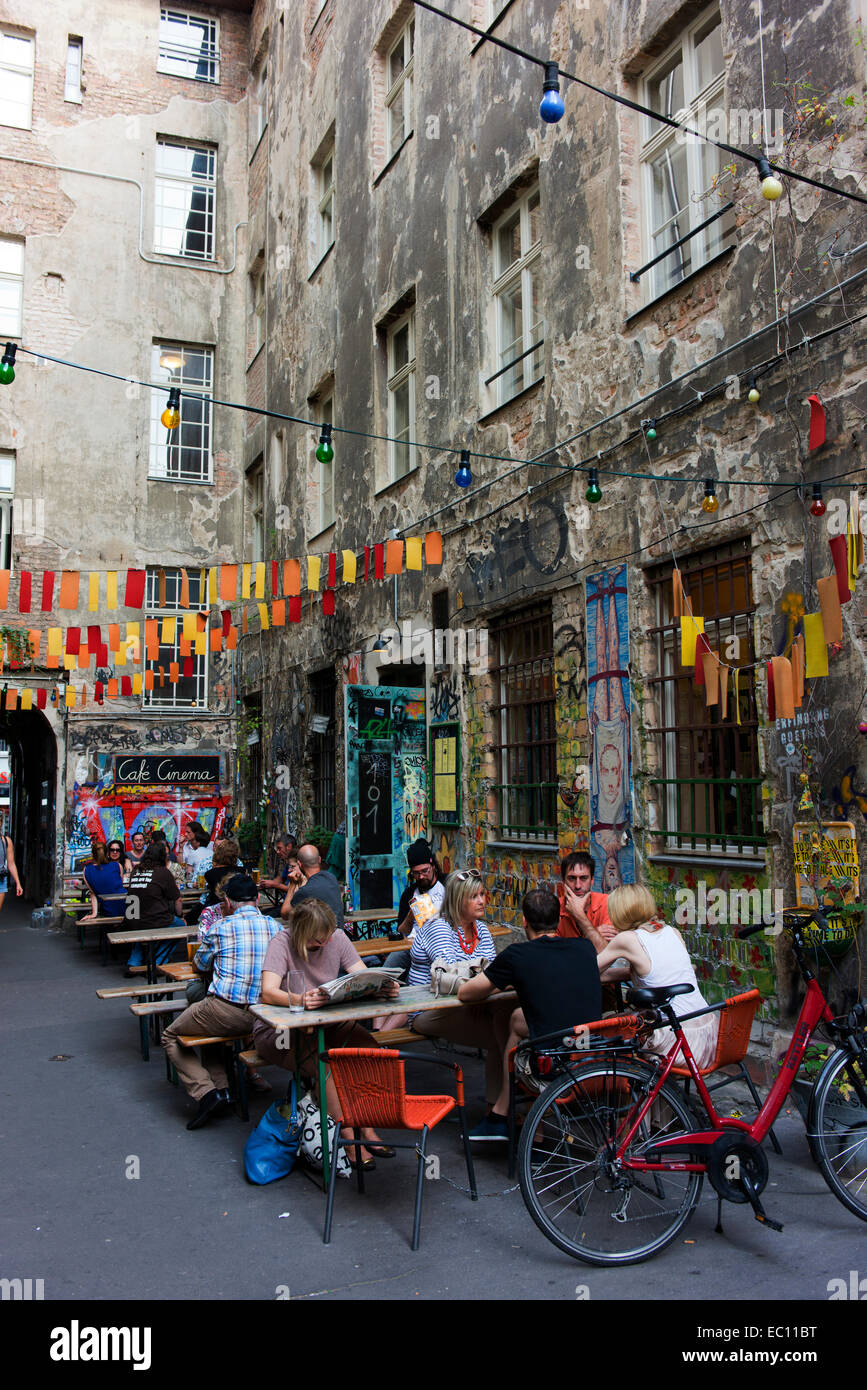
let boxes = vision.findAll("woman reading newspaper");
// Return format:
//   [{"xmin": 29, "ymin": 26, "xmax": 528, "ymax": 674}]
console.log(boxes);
[{"xmin": 254, "ymin": 898, "xmax": 401, "ymax": 1169}]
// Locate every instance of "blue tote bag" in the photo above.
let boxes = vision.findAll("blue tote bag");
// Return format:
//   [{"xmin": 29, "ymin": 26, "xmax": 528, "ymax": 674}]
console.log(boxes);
[{"xmin": 243, "ymin": 1081, "xmax": 301, "ymax": 1185}]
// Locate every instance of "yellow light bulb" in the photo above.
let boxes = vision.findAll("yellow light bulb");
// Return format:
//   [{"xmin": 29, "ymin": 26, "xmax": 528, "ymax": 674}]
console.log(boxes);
[
  {"xmin": 702, "ymin": 494, "xmax": 719, "ymax": 514},
  {"xmin": 761, "ymin": 175, "xmax": 783, "ymax": 201},
  {"xmin": 161, "ymin": 407, "xmax": 180, "ymax": 430},
  {"xmin": 748, "ymin": 387, "xmax": 760, "ymax": 404}
]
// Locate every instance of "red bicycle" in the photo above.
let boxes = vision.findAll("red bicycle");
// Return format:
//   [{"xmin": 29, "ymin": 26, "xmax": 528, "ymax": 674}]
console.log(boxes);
[{"xmin": 517, "ymin": 910, "xmax": 867, "ymax": 1265}]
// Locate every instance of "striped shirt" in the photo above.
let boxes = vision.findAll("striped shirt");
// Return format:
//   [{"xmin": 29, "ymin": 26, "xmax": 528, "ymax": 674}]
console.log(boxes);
[
  {"xmin": 195, "ymin": 902, "xmax": 281, "ymax": 1006},
  {"xmin": 408, "ymin": 914, "xmax": 496, "ymax": 988}
]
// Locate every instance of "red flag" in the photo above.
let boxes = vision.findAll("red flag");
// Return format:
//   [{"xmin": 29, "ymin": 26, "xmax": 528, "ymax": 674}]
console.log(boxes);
[
  {"xmin": 364, "ymin": 546, "xmax": 370, "ymax": 582},
  {"xmin": 18, "ymin": 572, "xmax": 31, "ymax": 613},
  {"xmin": 829, "ymin": 534, "xmax": 852, "ymax": 604},
  {"xmin": 221, "ymin": 609, "xmax": 232, "ymax": 638},
  {"xmin": 87, "ymin": 625, "xmax": 101, "ymax": 650},
  {"xmin": 66, "ymin": 628, "xmax": 81, "ymax": 656},
  {"xmin": 694, "ymin": 633, "xmax": 711, "ymax": 686},
  {"xmin": 374, "ymin": 544, "xmax": 384, "ymax": 579},
  {"xmin": 121, "ymin": 676, "xmax": 132, "ymax": 696},
  {"xmin": 808, "ymin": 394, "xmax": 826, "ymax": 451},
  {"xmin": 322, "ymin": 590, "xmax": 335, "ymax": 616},
  {"xmin": 327, "ymin": 553, "xmax": 336, "ymax": 587},
  {"xmin": 95, "ymin": 682, "xmax": 104, "ymax": 704},
  {"xmin": 124, "ymin": 569, "xmax": 146, "ymax": 608},
  {"xmin": 272, "ymin": 560, "xmax": 279, "ymax": 595},
  {"xmin": 766, "ymin": 661, "xmax": 776, "ymax": 721},
  {"xmin": 289, "ymin": 596, "xmax": 302, "ymax": 623},
  {"xmin": 36, "ymin": 687, "xmax": 47, "ymax": 710},
  {"xmin": 41, "ymin": 572, "xmax": 55, "ymax": 612},
  {"xmin": 183, "ymin": 656, "xmax": 193, "ymax": 677},
  {"xmin": 97, "ymin": 644, "xmax": 108, "ymax": 667}
]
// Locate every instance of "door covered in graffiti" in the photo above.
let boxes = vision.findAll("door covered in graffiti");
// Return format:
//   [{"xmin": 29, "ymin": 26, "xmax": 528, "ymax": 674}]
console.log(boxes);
[{"xmin": 345, "ymin": 685, "xmax": 426, "ymax": 910}]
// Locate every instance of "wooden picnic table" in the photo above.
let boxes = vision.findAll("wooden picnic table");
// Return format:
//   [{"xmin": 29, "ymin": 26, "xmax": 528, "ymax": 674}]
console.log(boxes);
[
  {"xmin": 106, "ymin": 924, "xmax": 197, "ymax": 983},
  {"xmin": 252, "ymin": 985, "xmax": 491, "ymax": 1185}
]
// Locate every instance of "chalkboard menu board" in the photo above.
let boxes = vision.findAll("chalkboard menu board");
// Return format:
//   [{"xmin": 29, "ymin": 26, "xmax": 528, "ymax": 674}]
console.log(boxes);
[
  {"xmin": 358, "ymin": 751, "xmax": 392, "ymax": 855},
  {"xmin": 429, "ymin": 722, "xmax": 460, "ymax": 827}
]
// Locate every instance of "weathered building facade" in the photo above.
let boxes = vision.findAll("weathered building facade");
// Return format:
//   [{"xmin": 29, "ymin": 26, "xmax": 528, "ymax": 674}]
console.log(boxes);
[
  {"xmin": 240, "ymin": 0, "xmax": 867, "ymax": 1024},
  {"xmin": 1, "ymin": 0, "xmax": 865, "ymax": 1027}
]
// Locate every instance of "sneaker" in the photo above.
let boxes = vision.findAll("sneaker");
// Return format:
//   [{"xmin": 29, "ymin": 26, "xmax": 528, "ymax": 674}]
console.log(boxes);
[{"xmin": 468, "ymin": 1113, "xmax": 509, "ymax": 1143}]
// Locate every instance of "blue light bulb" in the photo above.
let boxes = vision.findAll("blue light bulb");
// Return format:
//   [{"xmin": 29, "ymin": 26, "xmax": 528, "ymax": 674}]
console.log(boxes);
[
  {"xmin": 455, "ymin": 449, "xmax": 472, "ymax": 489},
  {"xmin": 540, "ymin": 63, "xmax": 564, "ymax": 124}
]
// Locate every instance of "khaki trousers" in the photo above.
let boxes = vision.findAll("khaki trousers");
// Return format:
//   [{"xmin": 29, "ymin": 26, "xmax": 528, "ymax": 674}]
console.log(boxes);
[
  {"xmin": 411, "ymin": 997, "xmax": 515, "ymax": 1104},
  {"xmin": 162, "ymin": 995, "xmax": 255, "ymax": 1102}
]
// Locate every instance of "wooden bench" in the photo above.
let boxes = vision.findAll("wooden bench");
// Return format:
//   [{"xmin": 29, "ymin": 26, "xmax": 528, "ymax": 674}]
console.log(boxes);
[
  {"xmin": 98, "ymin": 981, "xmax": 187, "ymax": 1000},
  {"xmin": 129, "ymin": 998, "xmax": 188, "ymax": 1060}
]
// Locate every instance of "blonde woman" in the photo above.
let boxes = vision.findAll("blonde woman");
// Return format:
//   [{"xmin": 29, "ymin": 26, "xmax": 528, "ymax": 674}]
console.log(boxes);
[
  {"xmin": 254, "ymin": 898, "xmax": 399, "ymax": 1166},
  {"xmin": 380, "ymin": 870, "xmax": 513, "ymax": 1137},
  {"xmin": 594, "ymin": 884, "xmax": 719, "ymax": 1069}
]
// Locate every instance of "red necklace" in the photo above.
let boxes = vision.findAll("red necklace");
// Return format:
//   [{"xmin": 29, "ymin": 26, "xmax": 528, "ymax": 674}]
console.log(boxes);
[{"xmin": 455, "ymin": 921, "xmax": 479, "ymax": 955}]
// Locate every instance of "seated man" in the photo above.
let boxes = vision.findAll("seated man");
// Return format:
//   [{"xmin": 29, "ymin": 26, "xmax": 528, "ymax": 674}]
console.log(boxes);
[
  {"xmin": 556, "ymin": 850, "xmax": 616, "ymax": 948},
  {"xmin": 259, "ymin": 833, "xmax": 298, "ymax": 895},
  {"xmin": 161, "ymin": 873, "xmax": 281, "ymax": 1130},
  {"xmin": 280, "ymin": 843, "xmax": 343, "ymax": 929},
  {"xmin": 457, "ymin": 888, "xmax": 602, "ymax": 1143}
]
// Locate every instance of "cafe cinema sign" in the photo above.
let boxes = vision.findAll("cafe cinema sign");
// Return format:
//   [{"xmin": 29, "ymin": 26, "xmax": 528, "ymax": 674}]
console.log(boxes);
[{"xmin": 113, "ymin": 755, "xmax": 221, "ymax": 785}]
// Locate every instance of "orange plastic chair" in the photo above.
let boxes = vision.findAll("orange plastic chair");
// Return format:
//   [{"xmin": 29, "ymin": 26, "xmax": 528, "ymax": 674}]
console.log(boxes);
[
  {"xmin": 322, "ymin": 1048, "xmax": 477, "ymax": 1251},
  {"xmin": 669, "ymin": 988, "xmax": 782, "ymax": 1154}
]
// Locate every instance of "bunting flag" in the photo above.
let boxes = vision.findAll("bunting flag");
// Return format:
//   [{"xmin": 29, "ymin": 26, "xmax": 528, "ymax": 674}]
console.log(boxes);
[
  {"xmin": 220, "ymin": 565, "xmax": 237, "ymax": 602},
  {"xmin": 322, "ymin": 590, "xmax": 335, "ymax": 616},
  {"xmin": 59, "ymin": 571, "xmax": 80, "ymax": 609},
  {"xmin": 307, "ymin": 556, "xmax": 321, "ymax": 592},
  {"xmin": 374, "ymin": 544, "xmax": 385, "ymax": 579},
  {"xmin": 693, "ymin": 633, "xmax": 710, "ymax": 687},
  {"xmin": 425, "ymin": 531, "xmax": 443, "ymax": 565},
  {"xmin": 807, "ymin": 393, "xmax": 826, "ymax": 451},
  {"xmin": 386, "ymin": 539, "xmax": 403, "ymax": 575},
  {"xmin": 272, "ymin": 560, "xmax": 279, "ymax": 596},
  {"xmin": 0, "ymin": 571, "xmax": 9, "ymax": 609},
  {"xmin": 803, "ymin": 612, "xmax": 829, "ymax": 677},
  {"xmin": 817, "ymin": 575, "xmax": 843, "ymax": 644},
  {"xmin": 124, "ymin": 569, "xmax": 145, "ymax": 608},
  {"xmin": 18, "ymin": 571, "xmax": 31, "ymax": 613},
  {"xmin": 733, "ymin": 667, "xmax": 741, "ymax": 725},
  {"xmin": 106, "ymin": 572, "xmax": 118, "ymax": 610},
  {"xmin": 289, "ymin": 596, "xmax": 302, "ymax": 623},
  {"xmin": 828, "ymin": 534, "xmax": 851, "ymax": 603},
  {"xmin": 672, "ymin": 568, "xmax": 685, "ymax": 619},
  {"xmin": 342, "ymin": 550, "xmax": 357, "ymax": 583},
  {"xmin": 718, "ymin": 664, "xmax": 729, "ymax": 718},
  {"xmin": 702, "ymin": 650, "xmax": 719, "ymax": 705},
  {"xmin": 680, "ymin": 614, "xmax": 704, "ymax": 667},
  {"xmin": 41, "ymin": 572, "xmax": 55, "ymax": 612},
  {"xmin": 364, "ymin": 546, "xmax": 370, "ymax": 581},
  {"xmin": 272, "ymin": 599, "xmax": 285, "ymax": 626},
  {"xmin": 258, "ymin": 602, "xmax": 270, "ymax": 631},
  {"xmin": 406, "ymin": 537, "xmax": 423, "ymax": 571},
  {"xmin": 88, "ymin": 573, "xmax": 99, "ymax": 612},
  {"xmin": 327, "ymin": 552, "xmax": 336, "ymax": 588},
  {"xmin": 771, "ymin": 656, "xmax": 795, "ymax": 720},
  {"xmin": 254, "ymin": 562, "xmax": 265, "ymax": 599}
]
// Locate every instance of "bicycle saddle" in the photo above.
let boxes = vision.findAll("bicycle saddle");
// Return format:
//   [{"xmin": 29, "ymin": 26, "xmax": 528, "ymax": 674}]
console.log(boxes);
[{"xmin": 626, "ymin": 983, "xmax": 695, "ymax": 1008}]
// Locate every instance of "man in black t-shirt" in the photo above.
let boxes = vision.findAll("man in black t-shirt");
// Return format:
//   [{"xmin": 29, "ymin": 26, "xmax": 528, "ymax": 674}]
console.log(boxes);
[
  {"xmin": 458, "ymin": 887, "xmax": 602, "ymax": 1142},
  {"xmin": 280, "ymin": 843, "xmax": 344, "ymax": 929}
]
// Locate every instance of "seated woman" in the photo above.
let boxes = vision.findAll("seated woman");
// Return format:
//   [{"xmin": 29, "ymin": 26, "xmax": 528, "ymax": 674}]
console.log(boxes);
[
  {"xmin": 376, "ymin": 870, "xmax": 513, "ymax": 1115},
  {"xmin": 81, "ymin": 841, "xmax": 127, "ymax": 920},
  {"xmin": 125, "ymin": 841, "xmax": 187, "ymax": 975},
  {"xmin": 594, "ymin": 884, "xmax": 719, "ymax": 1069},
  {"xmin": 253, "ymin": 898, "xmax": 400, "ymax": 1167},
  {"xmin": 201, "ymin": 837, "xmax": 243, "ymax": 907}
]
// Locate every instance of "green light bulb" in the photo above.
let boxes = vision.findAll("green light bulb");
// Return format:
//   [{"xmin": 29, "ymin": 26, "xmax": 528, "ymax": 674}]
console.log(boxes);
[
  {"xmin": 0, "ymin": 361, "xmax": 14, "ymax": 386},
  {"xmin": 315, "ymin": 439, "xmax": 334, "ymax": 464}
]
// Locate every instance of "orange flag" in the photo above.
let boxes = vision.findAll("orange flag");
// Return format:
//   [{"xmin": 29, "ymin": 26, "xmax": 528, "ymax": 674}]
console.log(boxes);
[
  {"xmin": 59, "ymin": 571, "xmax": 80, "ymax": 609},
  {"xmin": 220, "ymin": 565, "xmax": 238, "ymax": 602},
  {"xmin": 425, "ymin": 531, "xmax": 443, "ymax": 565},
  {"xmin": 386, "ymin": 540, "xmax": 404, "ymax": 575}
]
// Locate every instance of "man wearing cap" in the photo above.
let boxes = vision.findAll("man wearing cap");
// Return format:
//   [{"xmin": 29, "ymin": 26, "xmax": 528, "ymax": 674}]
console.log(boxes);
[{"xmin": 161, "ymin": 873, "xmax": 281, "ymax": 1130}]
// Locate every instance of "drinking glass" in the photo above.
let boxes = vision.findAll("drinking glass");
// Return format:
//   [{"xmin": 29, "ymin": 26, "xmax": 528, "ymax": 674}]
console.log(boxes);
[{"xmin": 288, "ymin": 970, "xmax": 305, "ymax": 1013}]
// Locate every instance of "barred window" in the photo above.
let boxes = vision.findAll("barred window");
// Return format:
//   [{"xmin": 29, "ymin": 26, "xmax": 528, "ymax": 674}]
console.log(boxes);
[
  {"xmin": 143, "ymin": 567, "xmax": 208, "ymax": 709},
  {"xmin": 149, "ymin": 343, "xmax": 213, "ymax": 483},
  {"xmin": 646, "ymin": 540, "xmax": 763, "ymax": 854},
  {"xmin": 154, "ymin": 139, "xmax": 216, "ymax": 261},
  {"xmin": 490, "ymin": 603, "xmax": 556, "ymax": 843}
]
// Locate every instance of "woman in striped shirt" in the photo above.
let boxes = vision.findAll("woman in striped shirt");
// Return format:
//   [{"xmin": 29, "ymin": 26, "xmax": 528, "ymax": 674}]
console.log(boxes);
[{"xmin": 384, "ymin": 871, "xmax": 513, "ymax": 1109}]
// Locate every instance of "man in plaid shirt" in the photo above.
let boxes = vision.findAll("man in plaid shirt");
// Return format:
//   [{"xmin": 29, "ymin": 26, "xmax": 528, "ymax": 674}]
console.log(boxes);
[{"xmin": 162, "ymin": 873, "xmax": 281, "ymax": 1130}]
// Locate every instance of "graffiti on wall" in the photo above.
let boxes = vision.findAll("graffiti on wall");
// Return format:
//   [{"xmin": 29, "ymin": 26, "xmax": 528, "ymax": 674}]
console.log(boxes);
[
  {"xmin": 461, "ymin": 497, "xmax": 569, "ymax": 602},
  {"xmin": 586, "ymin": 566, "xmax": 634, "ymax": 890}
]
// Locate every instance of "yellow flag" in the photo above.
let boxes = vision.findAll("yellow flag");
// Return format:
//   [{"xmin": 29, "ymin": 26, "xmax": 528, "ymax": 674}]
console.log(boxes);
[
  {"xmin": 242, "ymin": 563, "xmax": 251, "ymax": 599},
  {"xmin": 254, "ymin": 562, "xmax": 265, "ymax": 599},
  {"xmin": 406, "ymin": 537, "xmax": 423, "ymax": 571},
  {"xmin": 161, "ymin": 616, "xmax": 176, "ymax": 644},
  {"xmin": 132, "ymin": 673, "xmax": 142, "ymax": 696},
  {"xmin": 258, "ymin": 602, "xmax": 270, "ymax": 630},
  {"xmin": 307, "ymin": 556, "xmax": 321, "ymax": 592},
  {"xmin": 208, "ymin": 567, "xmax": 218, "ymax": 605},
  {"xmin": 48, "ymin": 627, "xmax": 63, "ymax": 656},
  {"xmin": 65, "ymin": 685, "xmax": 76, "ymax": 708},
  {"xmin": 194, "ymin": 631, "xmax": 207, "ymax": 656},
  {"xmin": 88, "ymin": 572, "xmax": 99, "ymax": 612},
  {"xmin": 106, "ymin": 572, "xmax": 118, "ymax": 610},
  {"xmin": 20, "ymin": 689, "xmax": 32, "ymax": 711},
  {"xmin": 342, "ymin": 550, "xmax": 357, "ymax": 584},
  {"xmin": 680, "ymin": 615, "xmax": 704, "ymax": 667},
  {"xmin": 803, "ymin": 612, "xmax": 829, "ymax": 677},
  {"xmin": 182, "ymin": 612, "xmax": 198, "ymax": 640}
]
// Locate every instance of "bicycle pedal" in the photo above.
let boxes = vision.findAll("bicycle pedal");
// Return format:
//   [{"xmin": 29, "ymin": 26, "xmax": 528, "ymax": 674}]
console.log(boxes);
[{"xmin": 754, "ymin": 1210, "xmax": 784, "ymax": 1233}]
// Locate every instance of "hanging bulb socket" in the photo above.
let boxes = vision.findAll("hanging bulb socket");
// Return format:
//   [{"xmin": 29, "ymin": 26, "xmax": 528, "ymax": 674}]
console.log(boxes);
[
  {"xmin": 315, "ymin": 421, "xmax": 334, "ymax": 464},
  {"xmin": 809, "ymin": 482, "xmax": 826, "ymax": 518},
  {"xmin": 539, "ymin": 62, "xmax": 565, "ymax": 124},
  {"xmin": 702, "ymin": 479, "xmax": 719, "ymax": 513},
  {"xmin": 757, "ymin": 155, "xmax": 783, "ymax": 201},
  {"xmin": 0, "ymin": 342, "xmax": 17, "ymax": 386},
  {"xmin": 160, "ymin": 387, "xmax": 180, "ymax": 430},
  {"xmin": 585, "ymin": 468, "xmax": 602, "ymax": 504},
  {"xmin": 645, "ymin": 419, "xmax": 658, "ymax": 442},
  {"xmin": 455, "ymin": 448, "xmax": 473, "ymax": 489},
  {"xmin": 747, "ymin": 375, "xmax": 760, "ymax": 404}
]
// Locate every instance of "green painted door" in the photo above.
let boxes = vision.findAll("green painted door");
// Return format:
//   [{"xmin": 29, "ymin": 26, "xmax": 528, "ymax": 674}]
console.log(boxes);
[{"xmin": 345, "ymin": 685, "xmax": 426, "ymax": 910}]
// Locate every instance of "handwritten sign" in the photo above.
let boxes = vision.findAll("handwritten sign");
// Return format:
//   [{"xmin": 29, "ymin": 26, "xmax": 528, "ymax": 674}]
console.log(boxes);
[{"xmin": 430, "ymin": 722, "xmax": 460, "ymax": 826}]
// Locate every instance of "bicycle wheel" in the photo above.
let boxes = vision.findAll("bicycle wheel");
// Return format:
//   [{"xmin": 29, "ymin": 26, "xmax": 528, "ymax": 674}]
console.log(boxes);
[
  {"xmin": 808, "ymin": 1047, "xmax": 867, "ymax": 1222},
  {"xmin": 517, "ymin": 1058, "xmax": 702, "ymax": 1266}
]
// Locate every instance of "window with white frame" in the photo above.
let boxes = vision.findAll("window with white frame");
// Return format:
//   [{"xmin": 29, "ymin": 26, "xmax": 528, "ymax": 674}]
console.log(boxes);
[
  {"xmin": 490, "ymin": 186, "xmax": 543, "ymax": 407},
  {"xmin": 0, "ymin": 30, "xmax": 34, "ymax": 129},
  {"xmin": 143, "ymin": 567, "xmax": 208, "ymax": 708},
  {"xmin": 387, "ymin": 311, "xmax": 415, "ymax": 482},
  {"xmin": 247, "ymin": 460, "xmax": 264, "ymax": 562},
  {"xmin": 158, "ymin": 8, "xmax": 219, "ymax": 84},
  {"xmin": 0, "ymin": 451, "xmax": 14, "ymax": 572},
  {"xmin": 640, "ymin": 7, "xmax": 733, "ymax": 298},
  {"xmin": 149, "ymin": 343, "xmax": 213, "ymax": 483},
  {"xmin": 64, "ymin": 36, "xmax": 83, "ymax": 102},
  {"xmin": 154, "ymin": 139, "xmax": 216, "ymax": 260},
  {"xmin": 385, "ymin": 18, "xmax": 414, "ymax": 158},
  {"xmin": 317, "ymin": 144, "xmax": 335, "ymax": 259},
  {"xmin": 0, "ymin": 239, "xmax": 24, "ymax": 338},
  {"xmin": 315, "ymin": 394, "xmax": 334, "ymax": 532}
]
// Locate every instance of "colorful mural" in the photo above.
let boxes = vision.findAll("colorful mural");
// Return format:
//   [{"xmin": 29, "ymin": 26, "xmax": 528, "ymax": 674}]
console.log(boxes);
[{"xmin": 586, "ymin": 565, "xmax": 634, "ymax": 890}]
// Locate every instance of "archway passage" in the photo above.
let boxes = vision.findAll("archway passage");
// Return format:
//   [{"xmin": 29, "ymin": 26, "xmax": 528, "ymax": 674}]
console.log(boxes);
[{"xmin": 0, "ymin": 709, "xmax": 57, "ymax": 905}]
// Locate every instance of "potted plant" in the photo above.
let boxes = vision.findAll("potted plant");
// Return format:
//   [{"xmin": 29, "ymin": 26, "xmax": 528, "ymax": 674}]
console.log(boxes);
[{"xmin": 235, "ymin": 817, "xmax": 264, "ymax": 869}]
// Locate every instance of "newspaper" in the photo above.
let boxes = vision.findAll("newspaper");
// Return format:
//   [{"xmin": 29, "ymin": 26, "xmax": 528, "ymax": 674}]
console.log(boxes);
[{"xmin": 317, "ymin": 968, "xmax": 403, "ymax": 1005}]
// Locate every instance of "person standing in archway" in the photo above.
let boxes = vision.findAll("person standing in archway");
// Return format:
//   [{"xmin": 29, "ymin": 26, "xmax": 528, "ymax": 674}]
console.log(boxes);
[{"xmin": 0, "ymin": 831, "xmax": 23, "ymax": 911}]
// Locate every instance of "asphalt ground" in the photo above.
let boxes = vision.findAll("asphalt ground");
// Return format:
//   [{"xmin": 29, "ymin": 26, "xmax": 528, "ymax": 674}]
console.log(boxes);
[{"xmin": 1, "ymin": 901, "xmax": 865, "ymax": 1350}]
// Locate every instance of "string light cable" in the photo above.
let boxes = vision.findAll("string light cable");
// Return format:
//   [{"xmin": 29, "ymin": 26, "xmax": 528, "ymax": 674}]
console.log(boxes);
[{"xmin": 411, "ymin": 0, "xmax": 867, "ymax": 206}]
